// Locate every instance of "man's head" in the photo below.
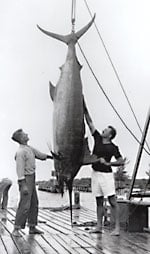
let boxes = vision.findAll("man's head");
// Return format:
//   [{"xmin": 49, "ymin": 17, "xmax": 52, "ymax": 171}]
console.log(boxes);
[
  {"xmin": 11, "ymin": 129, "xmax": 29, "ymax": 144},
  {"xmin": 102, "ymin": 126, "xmax": 117, "ymax": 140}
]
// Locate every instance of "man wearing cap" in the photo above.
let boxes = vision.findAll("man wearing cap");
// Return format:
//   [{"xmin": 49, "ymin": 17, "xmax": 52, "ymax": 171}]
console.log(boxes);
[{"xmin": 11, "ymin": 128, "xmax": 58, "ymax": 237}]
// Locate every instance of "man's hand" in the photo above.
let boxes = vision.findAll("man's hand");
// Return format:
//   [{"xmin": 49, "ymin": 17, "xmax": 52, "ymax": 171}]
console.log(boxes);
[
  {"xmin": 21, "ymin": 184, "xmax": 29, "ymax": 195},
  {"xmin": 99, "ymin": 158, "xmax": 110, "ymax": 166},
  {"xmin": 21, "ymin": 185, "xmax": 29, "ymax": 195},
  {"xmin": 51, "ymin": 151, "xmax": 64, "ymax": 160},
  {"xmin": 19, "ymin": 180, "xmax": 29, "ymax": 195}
]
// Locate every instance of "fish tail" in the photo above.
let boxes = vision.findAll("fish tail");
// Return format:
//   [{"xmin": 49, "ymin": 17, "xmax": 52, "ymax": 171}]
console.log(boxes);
[{"xmin": 37, "ymin": 14, "xmax": 95, "ymax": 45}]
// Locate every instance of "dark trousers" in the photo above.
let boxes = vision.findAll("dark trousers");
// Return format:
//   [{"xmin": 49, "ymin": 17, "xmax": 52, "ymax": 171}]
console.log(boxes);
[{"xmin": 15, "ymin": 174, "xmax": 38, "ymax": 229}]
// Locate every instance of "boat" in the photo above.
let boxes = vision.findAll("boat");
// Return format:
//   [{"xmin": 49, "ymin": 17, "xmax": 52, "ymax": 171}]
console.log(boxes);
[{"xmin": 38, "ymin": 178, "xmax": 60, "ymax": 193}]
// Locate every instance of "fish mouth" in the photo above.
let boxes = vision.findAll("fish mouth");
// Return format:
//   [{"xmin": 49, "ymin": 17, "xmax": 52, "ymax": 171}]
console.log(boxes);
[{"xmin": 51, "ymin": 151, "xmax": 64, "ymax": 160}]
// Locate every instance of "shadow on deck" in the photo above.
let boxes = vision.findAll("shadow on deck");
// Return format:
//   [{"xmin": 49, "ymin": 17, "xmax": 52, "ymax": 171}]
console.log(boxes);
[{"xmin": 0, "ymin": 207, "xmax": 150, "ymax": 254}]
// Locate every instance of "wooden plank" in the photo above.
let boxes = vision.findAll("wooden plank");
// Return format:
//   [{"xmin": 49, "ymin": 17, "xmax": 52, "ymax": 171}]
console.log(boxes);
[
  {"xmin": 61, "ymin": 209, "xmax": 96, "ymax": 223},
  {"xmin": 121, "ymin": 232, "xmax": 150, "ymax": 254},
  {"xmin": 1, "ymin": 220, "xmax": 31, "ymax": 254},
  {"xmin": 40, "ymin": 209, "xmax": 94, "ymax": 233},
  {"xmin": 49, "ymin": 209, "xmax": 96, "ymax": 230},
  {"xmin": 24, "ymin": 235, "xmax": 58, "ymax": 254},
  {"xmin": 41, "ymin": 232, "xmax": 71, "ymax": 254},
  {"xmin": 0, "ymin": 222, "xmax": 21, "ymax": 254},
  {"xmin": 59, "ymin": 233, "xmax": 82, "ymax": 254},
  {"xmin": 73, "ymin": 234, "xmax": 104, "ymax": 254},
  {"xmin": 2, "ymin": 207, "xmax": 150, "ymax": 254},
  {"xmin": 2, "ymin": 209, "xmax": 46, "ymax": 254},
  {"xmin": 8, "ymin": 210, "xmax": 60, "ymax": 254},
  {"xmin": 38, "ymin": 213, "xmax": 71, "ymax": 235},
  {"xmin": 56, "ymin": 207, "xmax": 96, "ymax": 224},
  {"xmin": 39, "ymin": 210, "xmax": 85, "ymax": 235},
  {"xmin": 39, "ymin": 209, "xmax": 71, "ymax": 227},
  {"xmin": 39, "ymin": 222, "xmax": 66, "ymax": 235},
  {"xmin": 95, "ymin": 233, "xmax": 130, "ymax": 254},
  {"xmin": 52, "ymin": 234, "xmax": 79, "ymax": 254},
  {"xmin": 40, "ymin": 209, "xmax": 90, "ymax": 235},
  {"xmin": 9, "ymin": 208, "xmax": 87, "ymax": 252},
  {"xmin": 41, "ymin": 209, "xmax": 72, "ymax": 225},
  {"xmin": 99, "ymin": 230, "xmax": 150, "ymax": 254},
  {"xmin": 7, "ymin": 209, "xmax": 58, "ymax": 254},
  {"xmin": 0, "ymin": 237, "xmax": 7, "ymax": 254}
]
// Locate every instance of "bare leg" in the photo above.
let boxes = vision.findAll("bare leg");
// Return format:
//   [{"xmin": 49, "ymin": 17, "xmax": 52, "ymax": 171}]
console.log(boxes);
[
  {"xmin": 2, "ymin": 184, "xmax": 12, "ymax": 209},
  {"xmin": 90, "ymin": 196, "xmax": 104, "ymax": 233},
  {"xmin": 12, "ymin": 228, "xmax": 22, "ymax": 237},
  {"xmin": 108, "ymin": 195, "xmax": 120, "ymax": 236}
]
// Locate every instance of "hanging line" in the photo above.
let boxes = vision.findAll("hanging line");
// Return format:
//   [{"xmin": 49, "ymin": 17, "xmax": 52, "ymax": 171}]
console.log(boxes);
[
  {"xmin": 71, "ymin": 0, "xmax": 76, "ymax": 32},
  {"xmin": 77, "ymin": 41, "xmax": 150, "ymax": 156},
  {"xmin": 83, "ymin": 0, "xmax": 150, "ymax": 152}
]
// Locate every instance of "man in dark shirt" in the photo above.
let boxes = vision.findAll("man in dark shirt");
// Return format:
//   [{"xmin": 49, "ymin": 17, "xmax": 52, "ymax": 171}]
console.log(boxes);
[{"xmin": 84, "ymin": 101, "xmax": 125, "ymax": 236}]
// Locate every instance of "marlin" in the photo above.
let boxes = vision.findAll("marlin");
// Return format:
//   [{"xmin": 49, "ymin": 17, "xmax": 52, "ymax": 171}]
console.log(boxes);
[{"xmin": 37, "ymin": 15, "xmax": 97, "ymax": 224}]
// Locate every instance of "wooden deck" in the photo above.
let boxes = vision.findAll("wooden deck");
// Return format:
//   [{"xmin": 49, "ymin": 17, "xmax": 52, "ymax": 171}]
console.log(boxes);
[{"xmin": 0, "ymin": 207, "xmax": 150, "ymax": 254}]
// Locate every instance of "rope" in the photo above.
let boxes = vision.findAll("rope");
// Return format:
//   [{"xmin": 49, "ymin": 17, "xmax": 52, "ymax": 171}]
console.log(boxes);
[
  {"xmin": 77, "ymin": 42, "xmax": 150, "ymax": 156},
  {"xmin": 83, "ymin": 0, "xmax": 150, "ymax": 152},
  {"xmin": 71, "ymin": 0, "xmax": 76, "ymax": 32}
]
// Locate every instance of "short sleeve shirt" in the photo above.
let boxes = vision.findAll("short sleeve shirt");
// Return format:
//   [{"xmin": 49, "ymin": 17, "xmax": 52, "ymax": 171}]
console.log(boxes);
[{"xmin": 92, "ymin": 130, "xmax": 122, "ymax": 172}]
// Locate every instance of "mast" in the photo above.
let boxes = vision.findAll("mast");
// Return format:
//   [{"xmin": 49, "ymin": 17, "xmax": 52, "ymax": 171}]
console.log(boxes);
[{"xmin": 128, "ymin": 107, "xmax": 150, "ymax": 200}]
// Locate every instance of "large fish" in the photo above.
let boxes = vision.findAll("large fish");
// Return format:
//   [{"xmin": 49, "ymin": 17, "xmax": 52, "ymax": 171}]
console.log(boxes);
[{"xmin": 37, "ymin": 15, "xmax": 97, "ymax": 223}]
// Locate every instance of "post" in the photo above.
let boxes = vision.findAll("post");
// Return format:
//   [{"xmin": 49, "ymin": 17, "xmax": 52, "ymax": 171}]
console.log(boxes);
[
  {"xmin": 74, "ymin": 191, "xmax": 80, "ymax": 208},
  {"xmin": 128, "ymin": 107, "xmax": 150, "ymax": 200}
]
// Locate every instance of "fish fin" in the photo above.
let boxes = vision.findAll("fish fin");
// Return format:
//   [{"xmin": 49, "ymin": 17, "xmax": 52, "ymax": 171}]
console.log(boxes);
[
  {"xmin": 49, "ymin": 81, "xmax": 55, "ymax": 101},
  {"xmin": 82, "ymin": 138, "xmax": 100, "ymax": 165}
]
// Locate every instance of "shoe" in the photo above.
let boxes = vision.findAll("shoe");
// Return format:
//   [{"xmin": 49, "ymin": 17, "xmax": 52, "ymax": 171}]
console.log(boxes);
[{"xmin": 29, "ymin": 227, "xmax": 44, "ymax": 234}]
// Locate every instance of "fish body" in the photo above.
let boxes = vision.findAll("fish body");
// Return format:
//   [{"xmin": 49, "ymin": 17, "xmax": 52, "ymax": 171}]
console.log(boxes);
[
  {"xmin": 37, "ymin": 16, "xmax": 96, "ymax": 222},
  {"xmin": 52, "ymin": 41, "xmax": 84, "ymax": 182}
]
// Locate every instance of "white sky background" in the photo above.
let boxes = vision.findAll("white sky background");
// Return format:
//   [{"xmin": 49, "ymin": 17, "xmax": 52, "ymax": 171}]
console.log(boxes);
[{"xmin": 0, "ymin": 0, "xmax": 150, "ymax": 182}]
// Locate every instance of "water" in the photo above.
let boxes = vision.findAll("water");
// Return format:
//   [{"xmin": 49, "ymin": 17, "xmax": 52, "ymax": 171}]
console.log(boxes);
[{"xmin": 8, "ymin": 182, "xmax": 96, "ymax": 211}]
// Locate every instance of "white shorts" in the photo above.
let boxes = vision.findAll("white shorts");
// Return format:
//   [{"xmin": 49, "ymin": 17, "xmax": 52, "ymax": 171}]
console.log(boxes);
[{"xmin": 92, "ymin": 171, "xmax": 116, "ymax": 197}]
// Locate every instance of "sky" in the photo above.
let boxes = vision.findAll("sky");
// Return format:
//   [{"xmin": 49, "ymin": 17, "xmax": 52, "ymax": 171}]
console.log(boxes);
[{"xmin": 0, "ymin": 0, "xmax": 150, "ymax": 182}]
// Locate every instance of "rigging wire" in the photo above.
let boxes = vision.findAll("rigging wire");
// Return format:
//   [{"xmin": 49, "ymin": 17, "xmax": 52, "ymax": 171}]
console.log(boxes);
[
  {"xmin": 77, "ymin": 41, "xmax": 150, "ymax": 156},
  {"xmin": 71, "ymin": 0, "xmax": 76, "ymax": 32},
  {"xmin": 83, "ymin": 0, "xmax": 150, "ymax": 151}
]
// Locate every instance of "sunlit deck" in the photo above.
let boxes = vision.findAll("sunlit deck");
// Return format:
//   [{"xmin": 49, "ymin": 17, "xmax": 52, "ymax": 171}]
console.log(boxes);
[{"xmin": 0, "ymin": 206, "xmax": 150, "ymax": 254}]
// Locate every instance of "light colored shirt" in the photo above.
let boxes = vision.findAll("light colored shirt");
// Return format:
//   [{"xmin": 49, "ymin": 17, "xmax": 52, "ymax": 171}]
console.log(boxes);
[{"xmin": 15, "ymin": 145, "xmax": 47, "ymax": 180}]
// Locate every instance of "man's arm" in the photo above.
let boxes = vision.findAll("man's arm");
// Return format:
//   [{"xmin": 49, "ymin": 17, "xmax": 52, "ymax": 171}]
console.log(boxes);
[
  {"xmin": 32, "ymin": 147, "xmax": 62, "ymax": 160},
  {"xmin": 99, "ymin": 157, "xmax": 125, "ymax": 167},
  {"xmin": 83, "ymin": 98, "xmax": 96, "ymax": 135}
]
